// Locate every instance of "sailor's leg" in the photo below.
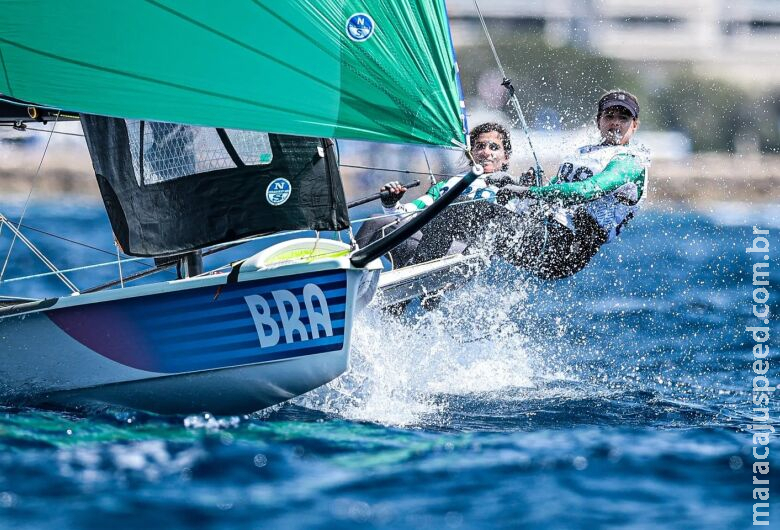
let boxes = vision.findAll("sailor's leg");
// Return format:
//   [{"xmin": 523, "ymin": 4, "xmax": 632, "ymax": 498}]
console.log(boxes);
[
  {"xmin": 388, "ymin": 228, "xmax": 423, "ymax": 267},
  {"xmin": 531, "ymin": 224, "xmax": 578, "ymax": 280},
  {"xmin": 354, "ymin": 217, "xmax": 398, "ymax": 248},
  {"xmin": 487, "ymin": 207, "xmax": 580, "ymax": 279},
  {"xmin": 354, "ymin": 216, "xmax": 422, "ymax": 269},
  {"xmin": 491, "ymin": 209, "xmax": 551, "ymax": 270},
  {"xmin": 411, "ymin": 202, "xmax": 508, "ymax": 265},
  {"xmin": 533, "ymin": 210, "xmax": 608, "ymax": 280}
]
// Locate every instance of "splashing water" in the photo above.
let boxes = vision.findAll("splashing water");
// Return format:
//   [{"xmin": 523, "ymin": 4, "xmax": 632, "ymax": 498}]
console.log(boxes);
[
  {"xmin": 1, "ymin": 203, "xmax": 777, "ymax": 529},
  {"xmin": 296, "ymin": 265, "xmax": 545, "ymax": 427}
]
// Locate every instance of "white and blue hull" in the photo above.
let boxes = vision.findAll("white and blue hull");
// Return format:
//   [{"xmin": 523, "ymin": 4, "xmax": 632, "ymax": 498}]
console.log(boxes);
[{"xmin": 0, "ymin": 254, "xmax": 379, "ymax": 414}]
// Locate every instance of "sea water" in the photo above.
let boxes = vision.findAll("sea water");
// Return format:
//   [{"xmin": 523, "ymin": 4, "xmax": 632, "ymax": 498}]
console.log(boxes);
[{"xmin": 0, "ymin": 200, "xmax": 777, "ymax": 529}]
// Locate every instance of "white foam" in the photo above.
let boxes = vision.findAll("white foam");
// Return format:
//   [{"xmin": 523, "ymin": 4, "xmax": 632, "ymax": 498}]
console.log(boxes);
[{"xmin": 295, "ymin": 268, "xmax": 541, "ymax": 427}]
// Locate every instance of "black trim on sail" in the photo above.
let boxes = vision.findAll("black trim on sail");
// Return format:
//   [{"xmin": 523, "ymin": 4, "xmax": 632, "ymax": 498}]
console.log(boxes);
[
  {"xmin": 0, "ymin": 94, "xmax": 78, "ymax": 124},
  {"xmin": 216, "ymin": 128, "xmax": 245, "ymax": 167},
  {"xmin": 138, "ymin": 120, "xmax": 145, "ymax": 184}
]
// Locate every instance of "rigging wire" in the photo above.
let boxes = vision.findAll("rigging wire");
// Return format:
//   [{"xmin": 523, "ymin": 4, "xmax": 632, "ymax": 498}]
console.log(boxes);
[
  {"xmin": 422, "ymin": 149, "xmax": 437, "ymax": 186},
  {"xmin": 0, "ymin": 115, "xmax": 167, "ymax": 290},
  {"xmin": 0, "ymin": 256, "xmax": 146, "ymax": 285},
  {"xmin": 4, "ymin": 218, "xmax": 122, "ymax": 257},
  {"xmin": 115, "ymin": 241, "xmax": 125, "ymax": 288},
  {"xmin": 339, "ymin": 163, "xmax": 458, "ymax": 179},
  {"xmin": 0, "ymin": 111, "xmax": 61, "ymax": 283},
  {"xmin": 1, "ymin": 190, "xmax": 494, "ymax": 290},
  {"xmin": 0, "ymin": 215, "xmax": 79, "ymax": 292},
  {"xmin": 472, "ymin": 0, "xmax": 543, "ymax": 186},
  {"xmin": 2, "ymin": 126, "xmax": 458, "ymax": 182},
  {"xmin": 0, "ymin": 216, "xmax": 173, "ymax": 276},
  {"xmin": 3, "ymin": 217, "xmax": 175, "ymax": 277},
  {"xmin": 472, "ymin": 0, "xmax": 550, "ymax": 264}
]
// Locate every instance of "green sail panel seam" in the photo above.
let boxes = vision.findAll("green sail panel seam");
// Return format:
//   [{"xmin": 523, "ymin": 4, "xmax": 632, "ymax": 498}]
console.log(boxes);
[
  {"xmin": 144, "ymin": 0, "xmax": 345, "ymax": 96},
  {"xmin": 0, "ymin": 46, "xmax": 11, "ymax": 96},
  {"xmin": 250, "ymin": 1, "xmax": 343, "ymax": 66},
  {"xmin": 248, "ymin": 0, "xmax": 406, "ymax": 139}
]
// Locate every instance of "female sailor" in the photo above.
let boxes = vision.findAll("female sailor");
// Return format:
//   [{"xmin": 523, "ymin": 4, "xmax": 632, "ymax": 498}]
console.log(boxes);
[
  {"xmin": 354, "ymin": 121, "xmax": 530, "ymax": 267},
  {"xmin": 495, "ymin": 90, "xmax": 651, "ymax": 279}
]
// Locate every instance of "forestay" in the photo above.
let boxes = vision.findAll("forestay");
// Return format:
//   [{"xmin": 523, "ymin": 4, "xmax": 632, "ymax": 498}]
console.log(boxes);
[{"xmin": 0, "ymin": 0, "xmax": 466, "ymax": 148}]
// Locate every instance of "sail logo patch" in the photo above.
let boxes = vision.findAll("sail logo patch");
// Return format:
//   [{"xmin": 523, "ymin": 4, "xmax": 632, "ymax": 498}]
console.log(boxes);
[
  {"xmin": 346, "ymin": 13, "xmax": 374, "ymax": 42},
  {"xmin": 266, "ymin": 178, "xmax": 291, "ymax": 206}
]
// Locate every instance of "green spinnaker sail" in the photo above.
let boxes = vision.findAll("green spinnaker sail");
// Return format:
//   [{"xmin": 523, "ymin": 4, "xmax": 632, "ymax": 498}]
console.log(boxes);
[{"xmin": 0, "ymin": 0, "xmax": 466, "ymax": 148}]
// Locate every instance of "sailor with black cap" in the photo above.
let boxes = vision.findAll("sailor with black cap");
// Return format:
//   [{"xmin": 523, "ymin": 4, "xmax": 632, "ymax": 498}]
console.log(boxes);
[
  {"xmin": 596, "ymin": 90, "xmax": 641, "ymax": 145},
  {"xmin": 496, "ymin": 89, "xmax": 651, "ymax": 279}
]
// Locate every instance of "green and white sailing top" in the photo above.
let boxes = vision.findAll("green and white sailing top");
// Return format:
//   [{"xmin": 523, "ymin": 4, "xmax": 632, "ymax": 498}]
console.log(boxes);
[
  {"xmin": 382, "ymin": 171, "xmax": 530, "ymax": 216},
  {"xmin": 528, "ymin": 142, "xmax": 651, "ymax": 242}
]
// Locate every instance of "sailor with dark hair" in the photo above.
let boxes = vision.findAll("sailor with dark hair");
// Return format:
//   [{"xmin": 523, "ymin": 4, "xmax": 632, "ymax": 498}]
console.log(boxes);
[
  {"xmin": 355, "ymin": 121, "xmax": 535, "ymax": 266},
  {"xmin": 378, "ymin": 122, "xmax": 522, "ymax": 216},
  {"xmin": 495, "ymin": 89, "xmax": 651, "ymax": 279}
]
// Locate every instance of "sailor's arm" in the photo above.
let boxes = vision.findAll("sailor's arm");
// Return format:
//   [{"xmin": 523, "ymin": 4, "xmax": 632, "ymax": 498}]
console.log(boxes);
[
  {"xmin": 381, "ymin": 180, "xmax": 448, "ymax": 216},
  {"xmin": 526, "ymin": 155, "xmax": 645, "ymax": 206}
]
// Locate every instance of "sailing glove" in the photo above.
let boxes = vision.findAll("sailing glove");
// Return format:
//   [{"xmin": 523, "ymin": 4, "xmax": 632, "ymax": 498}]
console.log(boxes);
[
  {"xmin": 496, "ymin": 185, "xmax": 530, "ymax": 205},
  {"xmin": 380, "ymin": 181, "xmax": 406, "ymax": 207}
]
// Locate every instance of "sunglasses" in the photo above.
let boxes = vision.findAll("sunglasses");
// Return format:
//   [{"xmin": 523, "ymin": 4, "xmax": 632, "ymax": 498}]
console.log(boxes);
[{"xmin": 473, "ymin": 141, "xmax": 502, "ymax": 151}]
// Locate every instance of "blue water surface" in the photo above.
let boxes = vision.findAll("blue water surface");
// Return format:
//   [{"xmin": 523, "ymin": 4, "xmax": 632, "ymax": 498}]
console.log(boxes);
[{"xmin": 0, "ymin": 199, "xmax": 778, "ymax": 529}]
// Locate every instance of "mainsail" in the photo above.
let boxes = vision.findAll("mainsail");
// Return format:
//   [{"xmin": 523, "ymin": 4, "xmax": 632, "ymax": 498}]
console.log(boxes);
[
  {"xmin": 0, "ymin": 0, "xmax": 466, "ymax": 148},
  {"xmin": 81, "ymin": 115, "xmax": 348, "ymax": 257}
]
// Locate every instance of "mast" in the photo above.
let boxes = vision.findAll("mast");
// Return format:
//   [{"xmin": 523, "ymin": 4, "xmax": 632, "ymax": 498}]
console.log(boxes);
[{"xmin": 182, "ymin": 251, "xmax": 203, "ymax": 278}]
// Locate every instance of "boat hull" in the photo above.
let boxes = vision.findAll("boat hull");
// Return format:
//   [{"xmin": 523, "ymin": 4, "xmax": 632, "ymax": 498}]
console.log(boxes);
[
  {"xmin": 376, "ymin": 253, "xmax": 482, "ymax": 307},
  {"xmin": 0, "ymin": 258, "xmax": 378, "ymax": 414},
  {"xmin": 44, "ymin": 351, "xmax": 347, "ymax": 415}
]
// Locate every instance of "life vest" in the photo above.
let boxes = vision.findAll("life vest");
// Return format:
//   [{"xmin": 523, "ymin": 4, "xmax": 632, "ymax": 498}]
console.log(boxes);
[{"xmin": 555, "ymin": 143, "xmax": 651, "ymax": 242}]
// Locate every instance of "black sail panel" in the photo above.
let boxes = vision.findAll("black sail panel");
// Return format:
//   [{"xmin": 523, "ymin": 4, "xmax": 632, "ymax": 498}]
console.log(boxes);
[{"xmin": 80, "ymin": 115, "xmax": 349, "ymax": 257}]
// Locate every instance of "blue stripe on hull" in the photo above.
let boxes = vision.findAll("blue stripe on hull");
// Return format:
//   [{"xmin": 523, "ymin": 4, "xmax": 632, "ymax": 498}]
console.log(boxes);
[
  {"xmin": 47, "ymin": 269, "xmax": 351, "ymax": 373},
  {"xmin": 141, "ymin": 275, "xmax": 347, "ymax": 317},
  {"xmin": 151, "ymin": 310, "xmax": 347, "ymax": 342}
]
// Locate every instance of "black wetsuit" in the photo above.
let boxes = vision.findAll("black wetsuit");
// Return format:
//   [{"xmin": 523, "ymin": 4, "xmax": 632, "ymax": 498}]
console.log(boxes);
[{"xmin": 355, "ymin": 201, "xmax": 608, "ymax": 280}]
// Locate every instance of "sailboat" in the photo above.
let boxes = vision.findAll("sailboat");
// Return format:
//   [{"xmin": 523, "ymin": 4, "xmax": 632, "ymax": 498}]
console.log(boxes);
[{"xmin": 0, "ymin": 1, "xmax": 483, "ymax": 414}]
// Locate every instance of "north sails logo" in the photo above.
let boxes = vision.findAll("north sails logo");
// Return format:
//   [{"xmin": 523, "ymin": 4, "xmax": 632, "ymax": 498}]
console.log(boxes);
[
  {"xmin": 266, "ymin": 178, "xmax": 291, "ymax": 206},
  {"xmin": 346, "ymin": 13, "xmax": 374, "ymax": 42}
]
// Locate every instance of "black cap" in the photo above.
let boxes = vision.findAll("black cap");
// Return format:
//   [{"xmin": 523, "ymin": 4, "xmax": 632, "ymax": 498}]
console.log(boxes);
[{"xmin": 598, "ymin": 91, "xmax": 639, "ymax": 118}]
